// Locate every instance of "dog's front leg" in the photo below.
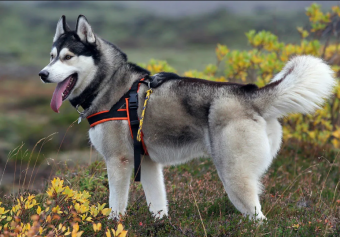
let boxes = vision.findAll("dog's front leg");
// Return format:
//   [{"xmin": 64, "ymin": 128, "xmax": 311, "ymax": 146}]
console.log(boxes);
[{"xmin": 105, "ymin": 156, "xmax": 133, "ymax": 219}]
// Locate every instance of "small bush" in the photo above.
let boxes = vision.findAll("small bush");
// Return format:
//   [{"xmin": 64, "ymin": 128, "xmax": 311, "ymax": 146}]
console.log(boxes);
[{"xmin": 0, "ymin": 177, "xmax": 127, "ymax": 236}]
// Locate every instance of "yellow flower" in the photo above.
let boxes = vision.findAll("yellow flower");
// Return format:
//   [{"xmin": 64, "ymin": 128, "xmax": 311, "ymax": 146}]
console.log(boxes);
[
  {"xmin": 0, "ymin": 207, "xmax": 9, "ymax": 215},
  {"xmin": 72, "ymin": 223, "xmax": 84, "ymax": 237},
  {"xmin": 63, "ymin": 186, "xmax": 75, "ymax": 198},
  {"xmin": 113, "ymin": 224, "xmax": 128, "ymax": 237},
  {"xmin": 106, "ymin": 229, "xmax": 112, "ymax": 237},
  {"xmin": 74, "ymin": 203, "xmax": 89, "ymax": 214},
  {"xmin": 39, "ymin": 226, "xmax": 44, "ymax": 234},
  {"xmin": 102, "ymin": 208, "xmax": 111, "ymax": 216},
  {"xmin": 332, "ymin": 129, "xmax": 340, "ymax": 139},
  {"xmin": 292, "ymin": 223, "xmax": 300, "ymax": 229},
  {"xmin": 27, "ymin": 194, "xmax": 35, "ymax": 201},
  {"xmin": 105, "ymin": 224, "xmax": 128, "ymax": 237},
  {"xmin": 46, "ymin": 187, "xmax": 55, "ymax": 197},
  {"xmin": 52, "ymin": 205, "xmax": 63, "ymax": 214},
  {"xmin": 36, "ymin": 206, "xmax": 42, "ymax": 215},
  {"xmin": 93, "ymin": 222, "xmax": 102, "ymax": 232}
]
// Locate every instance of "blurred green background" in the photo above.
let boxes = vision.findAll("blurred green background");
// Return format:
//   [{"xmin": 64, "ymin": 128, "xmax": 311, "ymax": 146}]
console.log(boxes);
[{"xmin": 0, "ymin": 1, "xmax": 335, "ymax": 192}]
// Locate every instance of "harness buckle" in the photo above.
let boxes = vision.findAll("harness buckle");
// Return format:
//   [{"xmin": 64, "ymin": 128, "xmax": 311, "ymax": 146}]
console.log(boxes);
[
  {"xmin": 130, "ymin": 120, "xmax": 139, "ymax": 126},
  {"xmin": 150, "ymin": 76, "xmax": 160, "ymax": 88},
  {"xmin": 129, "ymin": 92, "xmax": 138, "ymax": 109},
  {"xmin": 76, "ymin": 104, "xmax": 84, "ymax": 115}
]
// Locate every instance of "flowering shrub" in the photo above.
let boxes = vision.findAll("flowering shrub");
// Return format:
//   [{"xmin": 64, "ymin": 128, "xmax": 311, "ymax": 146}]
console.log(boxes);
[
  {"xmin": 0, "ymin": 178, "xmax": 127, "ymax": 237},
  {"xmin": 139, "ymin": 59, "xmax": 177, "ymax": 75},
  {"xmin": 144, "ymin": 3, "xmax": 340, "ymax": 148}
]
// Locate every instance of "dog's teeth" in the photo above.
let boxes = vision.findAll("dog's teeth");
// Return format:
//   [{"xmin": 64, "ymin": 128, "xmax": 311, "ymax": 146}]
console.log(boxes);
[{"xmin": 62, "ymin": 93, "xmax": 64, "ymax": 96}]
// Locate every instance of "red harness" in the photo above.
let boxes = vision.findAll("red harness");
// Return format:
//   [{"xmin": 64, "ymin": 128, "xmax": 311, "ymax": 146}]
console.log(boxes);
[
  {"xmin": 86, "ymin": 96, "xmax": 149, "ymax": 155},
  {"xmin": 86, "ymin": 78, "xmax": 148, "ymax": 181}
]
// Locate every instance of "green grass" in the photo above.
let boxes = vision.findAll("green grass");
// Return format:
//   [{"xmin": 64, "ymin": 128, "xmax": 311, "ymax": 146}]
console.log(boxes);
[{"xmin": 2, "ymin": 141, "xmax": 336, "ymax": 236}]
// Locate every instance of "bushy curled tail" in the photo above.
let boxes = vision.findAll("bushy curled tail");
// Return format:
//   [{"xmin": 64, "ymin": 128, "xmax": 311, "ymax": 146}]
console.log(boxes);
[{"xmin": 254, "ymin": 55, "xmax": 337, "ymax": 119}]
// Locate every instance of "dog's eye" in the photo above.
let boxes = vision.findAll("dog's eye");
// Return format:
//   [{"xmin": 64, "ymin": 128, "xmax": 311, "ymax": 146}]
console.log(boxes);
[
  {"xmin": 64, "ymin": 55, "xmax": 73, "ymax": 60},
  {"xmin": 50, "ymin": 55, "xmax": 54, "ymax": 61}
]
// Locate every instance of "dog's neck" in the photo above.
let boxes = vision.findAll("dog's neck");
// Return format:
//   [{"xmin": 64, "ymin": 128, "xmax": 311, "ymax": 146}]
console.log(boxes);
[
  {"xmin": 87, "ymin": 63, "xmax": 148, "ymax": 116},
  {"xmin": 69, "ymin": 37, "xmax": 149, "ymax": 118},
  {"xmin": 71, "ymin": 65, "xmax": 149, "ymax": 119}
]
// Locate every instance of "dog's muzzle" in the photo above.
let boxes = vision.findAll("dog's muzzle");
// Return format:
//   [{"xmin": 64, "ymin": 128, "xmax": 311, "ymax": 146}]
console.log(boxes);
[{"xmin": 39, "ymin": 70, "xmax": 51, "ymax": 83}]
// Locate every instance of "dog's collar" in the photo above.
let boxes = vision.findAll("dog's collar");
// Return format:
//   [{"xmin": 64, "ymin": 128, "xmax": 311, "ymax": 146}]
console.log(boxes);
[{"xmin": 79, "ymin": 93, "xmax": 97, "ymax": 111}]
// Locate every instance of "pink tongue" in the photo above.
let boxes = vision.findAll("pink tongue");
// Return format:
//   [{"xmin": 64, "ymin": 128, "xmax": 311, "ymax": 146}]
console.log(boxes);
[{"xmin": 50, "ymin": 77, "xmax": 71, "ymax": 113}]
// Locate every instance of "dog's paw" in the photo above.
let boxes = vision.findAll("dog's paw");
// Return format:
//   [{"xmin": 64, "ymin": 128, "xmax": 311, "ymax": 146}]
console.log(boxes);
[
  {"xmin": 152, "ymin": 209, "xmax": 168, "ymax": 220},
  {"xmin": 255, "ymin": 216, "xmax": 267, "ymax": 225},
  {"xmin": 249, "ymin": 212, "xmax": 267, "ymax": 225},
  {"xmin": 108, "ymin": 214, "xmax": 118, "ymax": 221},
  {"xmin": 255, "ymin": 213, "xmax": 267, "ymax": 221},
  {"xmin": 108, "ymin": 210, "xmax": 123, "ymax": 221},
  {"xmin": 243, "ymin": 212, "xmax": 267, "ymax": 224}
]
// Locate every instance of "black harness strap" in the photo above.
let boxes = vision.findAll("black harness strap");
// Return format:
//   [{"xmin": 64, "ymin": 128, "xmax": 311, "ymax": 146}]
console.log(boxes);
[
  {"xmin": 86, "ymin": 73, "xmax": 182, "ymax": 182},
  {"xmin": 128, "ymin": 81, "xmax": 142, "ymax": 181},
  {"xmin": 86, "ymin": 79, "xmax": 145, "ymax": 182},
  {"xmin": 87, "ymin": 94, "xmax": 128, "ymax": 125}
]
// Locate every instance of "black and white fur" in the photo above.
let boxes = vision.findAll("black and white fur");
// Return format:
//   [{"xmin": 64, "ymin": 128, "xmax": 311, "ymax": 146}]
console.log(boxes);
[{"xmin": 40, "ymin": 15, "xmax": 336, "ymax": 220}]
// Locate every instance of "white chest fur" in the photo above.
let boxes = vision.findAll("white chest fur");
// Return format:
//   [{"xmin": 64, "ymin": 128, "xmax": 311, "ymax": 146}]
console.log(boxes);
[{"xmin": 88, "ymin": 124, "xmax": 105, "ymax": 157}]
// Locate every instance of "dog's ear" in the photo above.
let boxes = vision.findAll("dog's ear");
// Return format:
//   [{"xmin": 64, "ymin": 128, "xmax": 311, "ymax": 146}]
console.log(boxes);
[
  {"xmin": 53, "ymin": 15, "xmax": 70, "ymax": 42},
  {"xmin": 76, "ymin": 15, "xmax": 96, "ymax": 44}
]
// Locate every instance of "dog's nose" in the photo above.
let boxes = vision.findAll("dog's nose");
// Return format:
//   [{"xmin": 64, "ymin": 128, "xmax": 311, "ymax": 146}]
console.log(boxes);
[{"xmin": 39, "ymin": 70, "xmax": 50, "ymax": 82}]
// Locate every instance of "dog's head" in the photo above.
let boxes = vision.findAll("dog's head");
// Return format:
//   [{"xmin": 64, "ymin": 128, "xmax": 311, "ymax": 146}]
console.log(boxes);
[{"xmin": 39, "ymin": 15, "xmax": 99, "ymax": 113}]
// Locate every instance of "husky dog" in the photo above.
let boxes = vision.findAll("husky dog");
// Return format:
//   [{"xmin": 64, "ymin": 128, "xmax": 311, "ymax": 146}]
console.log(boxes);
[{"xmin": 39, "ymin": 15, "xmax": 336, "ymax": 220}]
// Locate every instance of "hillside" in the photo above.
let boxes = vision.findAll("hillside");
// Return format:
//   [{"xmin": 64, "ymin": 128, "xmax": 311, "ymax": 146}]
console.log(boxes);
[{"xmin": 0, "ymin": 1, "xmax": 315, "ymax": 71}]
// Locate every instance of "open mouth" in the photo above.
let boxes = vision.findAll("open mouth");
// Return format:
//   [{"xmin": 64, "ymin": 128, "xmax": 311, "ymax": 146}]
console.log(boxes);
[
  {"xmin": 50, "ymin": 73, "xmax": 78, "ymax": 113},
  {"xmin": 62, "ymin": 73, "xmax": 78, "ymax": 100}
]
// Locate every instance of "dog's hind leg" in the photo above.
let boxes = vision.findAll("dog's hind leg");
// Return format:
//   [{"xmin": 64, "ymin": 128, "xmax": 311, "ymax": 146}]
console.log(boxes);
[
  {"xmin": 265, "ymin": 118, "xmax": 282, "ymax": 159},
  {"xmin": 105, "ymin": 156, "xmax": 133, "ymax": 219},
  {"xmin": 141, "ymin": 156, "xmax": 168, "ymax": 218},
  {"xmin": 210, "ymin": 117, "xmax": 272, "ymax": 220}
]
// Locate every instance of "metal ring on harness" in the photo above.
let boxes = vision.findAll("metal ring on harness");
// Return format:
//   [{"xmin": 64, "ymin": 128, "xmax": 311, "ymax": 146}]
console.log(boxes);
[{"xmin": 76, "ymin": 104, "xmax": 85, "ymax": 115}]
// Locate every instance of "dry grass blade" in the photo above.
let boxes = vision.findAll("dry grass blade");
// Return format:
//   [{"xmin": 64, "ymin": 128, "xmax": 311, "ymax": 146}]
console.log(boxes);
[
  {"xmin": 0, "ymin": 146, "xmax": 18, "ymax": 186},
  {"xmin": 133, "ymin": 155, "xmax": 145, "ymax": 182},
  {"xmin": 189, "ymin": 179, "xmax": 207, "ymax": 237},
  {"xmin": 21, "ymin": 136, "xmax": 47, "ymax": 189},
  {"xmin": 317, "ymin": 152, "xmax": 339, "ymax": 207},
  {"xmin": 254, "ymin": 163, "xmax": 322, "ymax": 234},
  {"xmin": 323, "ymin": 164, "xmax": 340, "ymax": 236},
  {"xmin": 29, "ymin": 133, "xmax": 57, "ymax": 190},
  {"xmin": 48, "ymin": 119, "xmax": 77, "ymax": 181},
  {"xmin": 12, "ymin": 143, "xmax": 24, "ymax": 194},
  {"xmin": 18, "ymin": 148, "xmax": 29, "ymax": 188},
  {"xmin": 264, "ymin": 163, "xmax": 321, "ymax": 218}
]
